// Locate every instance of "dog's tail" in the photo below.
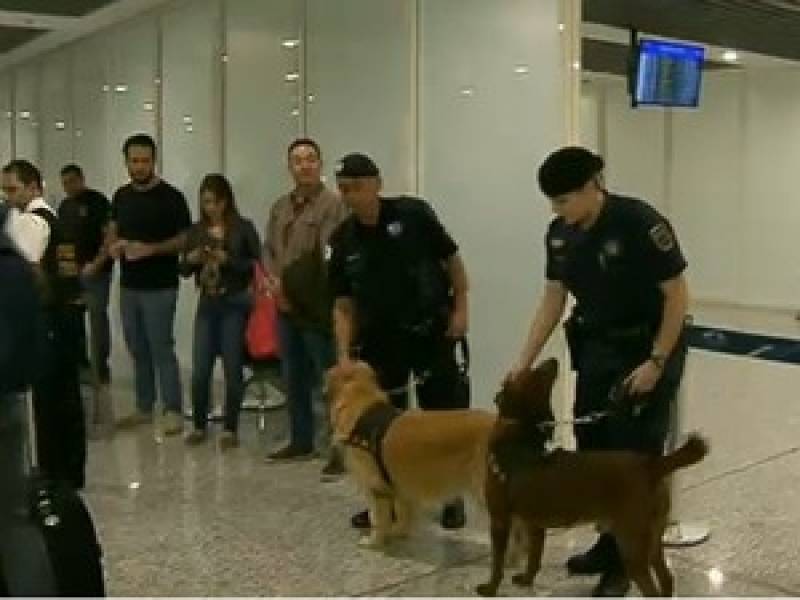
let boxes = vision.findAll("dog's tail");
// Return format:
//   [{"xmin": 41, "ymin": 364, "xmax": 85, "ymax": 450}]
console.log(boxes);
[{"xmin": 650, "ymin": 433, "xmax": 709, "ymax": 481}]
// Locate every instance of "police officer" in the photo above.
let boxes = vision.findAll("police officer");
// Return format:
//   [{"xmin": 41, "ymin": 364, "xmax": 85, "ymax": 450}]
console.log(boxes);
[
  {"xmin": 1, "ymin": 159, "xmax": 86, "ymax": 490},
  {"xmin": 508, "ymin": 147, "xmax": 689, "ymax": 597},
  {"xmin": 328, "ymin": 152, "xmax": 470, "ymax": 530}
]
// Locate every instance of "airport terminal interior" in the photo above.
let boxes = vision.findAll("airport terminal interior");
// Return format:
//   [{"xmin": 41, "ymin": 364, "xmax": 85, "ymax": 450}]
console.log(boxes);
[{"xmin": 3, "ymin": 0, "xmax": 800, "ymax": 596}]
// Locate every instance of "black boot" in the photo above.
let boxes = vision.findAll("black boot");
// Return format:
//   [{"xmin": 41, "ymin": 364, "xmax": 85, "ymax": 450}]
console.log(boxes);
[
  {"xmin": 566, "ymin": 532, "xmax": 616, "ymax": 575},
  {"xmin": 592, "ymin": 570, "xmax": 631, "ymax": 597},
  {"xmin": 440, "ymin": 498, "xmax": 466, "ymax": 529}
]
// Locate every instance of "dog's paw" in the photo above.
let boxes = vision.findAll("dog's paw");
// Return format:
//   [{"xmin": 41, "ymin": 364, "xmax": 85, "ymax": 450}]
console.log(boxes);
[
  {"xmin": 475, "ymin": 583, "xmax": 497, "ymax": 597},
  {"xmin": 511, "ymin": 573, "xmax": 534, "ymax": 587}
]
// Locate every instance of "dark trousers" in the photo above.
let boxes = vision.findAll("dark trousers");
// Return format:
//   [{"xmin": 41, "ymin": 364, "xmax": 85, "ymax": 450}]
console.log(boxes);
[
  {"xmin": 191, "ymin": 291, "xmax": 251, "ymax": 433},
  {"xmin": 0, "ymin": 393, "xmax": 57, "ymax": 596},
  {"xmin": 32, "ymin": 305, "xmax": 87, "ymax": 489},
  {"xmin": 277, "ymin": 312, "xmax": 335, "ymax": 451},
  {"xmin": 358, "ymin": 330, "xmax": 468, "ymax": 411},
  {"xmin": 78, "ymin": 272, "xmax": 112, "ymax": 384},
  {"xmin": 572, "ymin": 332, "xmax": 686, "ymax": 455}
]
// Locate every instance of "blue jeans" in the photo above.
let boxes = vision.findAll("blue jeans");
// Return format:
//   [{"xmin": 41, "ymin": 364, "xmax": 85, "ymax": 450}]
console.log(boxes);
[
  {"xmin": 191, "ymin": 292, "xmax": 251, "ymax": 433},
  {"xmin": 277, "ymin": 313, "xmax": 335, "ymax": 452},
  {"xmin": 120, "ymin": 287, "xmax": 183, "ymax": 414},
  {"xmin": 81, "ymin": 271, "xmax": 112, "ymax": 384}
]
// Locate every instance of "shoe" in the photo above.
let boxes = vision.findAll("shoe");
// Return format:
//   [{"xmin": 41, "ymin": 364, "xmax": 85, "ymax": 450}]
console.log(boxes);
[
  {"xmin": 219, "ymin": 431, "xmax": 239, "ymax": 451},
  {"xmin": 266, "ymin": 444, "xmax": 313, "ymax": 462},
  {"xmin": 592, "ymin": 571, "xmax": 631, "ymax": 597},
  {"xmin": 116, "ymin": 411, "xmax": 152, "ymax": 430},
  {"xmin": 320, "ymin": 451, "xmax": 346, "ymax": 482},
  {"xmin": 566, "ymin": 533, "xmax": 617, "ymax": 575},
  {"xmin": 351, "ymin": 509, "xmax": 371, "ymax": 529},
  {"xmin": 162, "ymin": 411, "xmax": 184, "ymax": 436},
  {"xmin": 440, "ymin": 498, "xmax": 466, "ymax": 529},
  {"xmin": 185, "ymin": 430, "xmax": 207, "ymax": 445}
]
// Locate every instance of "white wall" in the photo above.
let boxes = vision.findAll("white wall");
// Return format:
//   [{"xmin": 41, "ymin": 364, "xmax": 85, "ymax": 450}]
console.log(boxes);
[
  {"xmin": 0, "ymin": 0, "xmax": 573, "ymax": 409},
  {"xmin": 0, "ymin": 74, "xmax": 11, "ymax": 164},
  {"xmin": 583, "ymin": 67, "xmax": 800, "ymax": 311},
  {"xmin": 305, "ymin": 0, "xmax": 415, "ymax": 194},
  {"xmin": 420, "ymin": 0, "xmax": 567, "ymax": 402}
]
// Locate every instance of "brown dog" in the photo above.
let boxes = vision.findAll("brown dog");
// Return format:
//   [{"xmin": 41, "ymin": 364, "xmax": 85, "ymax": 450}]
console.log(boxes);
[
  {"xmin": 477, "ymin": 358, "xmax": 709, "ymax": 597},
  {"xmin": 327, "ymin": 361, "xmax": 497, "ymax": 547}
]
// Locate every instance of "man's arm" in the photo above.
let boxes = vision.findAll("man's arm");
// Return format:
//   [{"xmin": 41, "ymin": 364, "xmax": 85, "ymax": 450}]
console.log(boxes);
[
  {"xmin": 333, "ymin": 297, "xmax": 356, "ymax": 364},
  {"xmin": 652, "ymin": 274, "xmax": 689, "ymax": 360},
  {"xmin": 511, "ymin": 280, "xmax": 568, "ymax": 376},
  {"xmin": 445, "ymin": 253, "xmax": 469, "ymax": 337}
]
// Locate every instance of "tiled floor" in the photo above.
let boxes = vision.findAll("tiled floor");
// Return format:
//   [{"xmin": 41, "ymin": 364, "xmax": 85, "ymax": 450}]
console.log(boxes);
[{"xmin": 82, "ymin": 306, "xmax": 800, "ymax": 596}]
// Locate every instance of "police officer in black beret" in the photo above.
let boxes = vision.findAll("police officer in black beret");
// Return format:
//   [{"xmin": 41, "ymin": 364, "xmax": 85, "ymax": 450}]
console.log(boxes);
[
  {"xmin": 328, "ymin": 153, "xmax": 470, "ymax": 531},
  {"xmin": 508, "ymin": 147, "xmax": 689, "ymax": 596}
]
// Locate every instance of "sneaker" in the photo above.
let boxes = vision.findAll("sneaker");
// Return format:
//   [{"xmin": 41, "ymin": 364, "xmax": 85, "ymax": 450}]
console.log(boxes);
[
  {"xmin": 116, "ymin": 411, "xmax": 152, "ymax": 430},
  {"xmin": 566, "ymin": 533, "xmax": 617, "ymax": 575},
  {"xmin": 219, "ymin": 431, "xmax": 239, "ymax": 451},
  {"xmin": 592, "ymin": 571, "xmax": 631, "ymax": 597},
  {"xmin": 185, "ymin": 430, "xmax": 207, "ymax": 445},
  {"xmin": 266, "ymin": 444, "xmax": 313, "ymax": 462},
  {"xmin": 320, "ymin": 451, "xmax": 346, "ymax": 482},
  {"xmin": 440, "ymin": 498, "xmax": 466, "ymax": 529},
  {"xmin": 162, "ymin": 411, "xmax": 184, "ymax": 436}
]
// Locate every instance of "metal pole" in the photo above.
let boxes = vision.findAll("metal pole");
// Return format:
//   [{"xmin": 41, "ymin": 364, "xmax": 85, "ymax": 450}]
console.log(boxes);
[{"xmin": 662, "ymin": 335, "xmax": 711, "ymax": 547}]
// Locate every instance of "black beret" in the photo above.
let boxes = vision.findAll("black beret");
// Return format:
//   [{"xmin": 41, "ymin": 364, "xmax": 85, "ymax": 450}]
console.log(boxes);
[
  {"xmin": 538, "ymin": 146, "xmax": 605, "ymax": 198},
  {"xmin": 334, "ymin": 153, "xmax": 380, "ymax": 178}
]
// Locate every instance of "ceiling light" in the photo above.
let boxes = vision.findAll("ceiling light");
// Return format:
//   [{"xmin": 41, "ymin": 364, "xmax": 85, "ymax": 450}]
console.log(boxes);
[
  {"xmin": 290, "ymin": 107, "xmax": 300, "ymax": 117},
  {"xmin": 307, "ymin": 94, "xmax": 315, "ymax": 102},
  {"xmin": 558, "ymin": 23, "xmax": 565, "ymax": 32},
  {"xmin": 143, "ymin": 101, "xmax": 155, "ymax": 112},
  {"xmin": 282, "ymin": 39, "xmax": 300, "ymax": 49},
  {"xmin": 514, "ymin": 65, "xmax": 530, "ymax": 75},
  {"xmin": 459, "ymin": 87, "xmax": 475, "ymax": 97},
  {"xmin": 19, "ymin": 110, "xmax": 31, "ymax": 120},
  {"xmin": 185, "ymin": 124, "xmax": 194, "ymax": 133},
  {"xmin": 55, "ymin": 120, "xmax": 66, "ymax": 130},
  {"xmin": 572, "ymin": 60, "xmax": 581, "ymax": 70},
  {"xmin": 722, "ymin": 50, "xmax": 739, "ymax": 63},
  {"xmin": 75, "ymin": 129, "xmax": 83, "ymax": 138},
  {"xmin": 114, "ymin": 84, "xmax": 129, "ymax": 93},
  {"xmin": 221, "ymin": 53, "xmax": 229, "ymax": 63},
  {"xmin": 102, "ymin": 84, "xmax": 110, "ymax": 92},
  {"xmin": 285, "ymin": 72, "xmax": 300, "ymax": 83},
  {"xmin": 182, "ymin": 115, "xmax": 193, "ymax": 124}
]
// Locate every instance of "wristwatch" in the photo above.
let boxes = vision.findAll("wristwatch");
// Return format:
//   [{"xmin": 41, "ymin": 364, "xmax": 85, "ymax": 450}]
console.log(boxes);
[{"xmin": 649, "ymin": 352, "xmax": 667, "ymax": 369}]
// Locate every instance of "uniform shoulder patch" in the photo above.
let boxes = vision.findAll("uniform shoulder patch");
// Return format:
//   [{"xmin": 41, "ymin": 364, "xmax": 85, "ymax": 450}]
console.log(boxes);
[{"xmin": 649, "ymin": 223, "xmax": 675, "ymax": 252}]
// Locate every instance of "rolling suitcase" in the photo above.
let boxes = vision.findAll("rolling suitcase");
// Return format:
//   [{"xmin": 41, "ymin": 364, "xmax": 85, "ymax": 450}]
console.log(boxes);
[{"xmin": 18, "ymin": 391, "xmax": 105, "ymax": 597}]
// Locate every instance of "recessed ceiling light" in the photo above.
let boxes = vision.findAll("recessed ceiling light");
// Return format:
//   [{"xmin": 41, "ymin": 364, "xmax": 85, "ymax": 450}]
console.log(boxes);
[
  {"xmin": 558, "ymin": 23, "xmax": 565, "ymax": 32},
  {"xmin": 114, "ymin": 84, "xmax": 129, "ymax": 93},
  {"xmin": 55, "ymin": 120, "xmax": 66, "ymax": 130},
  {"xmin": 285, "ymin": 72, "xmax": 300, "ymax": 83},
  {"xmin": 514, "ymin": 65, "xmax": 530, "ymax": 75},
  {"xmin": 282, "ymin": 39, "xmax": 300, "ymax": 49},
  {"xmin": 708, "ymin": 567, "xmax": 725, "ymax": 587},
  {"xmin": 19, "ymin": 110, "xmax": 31, "ymax": 120}
]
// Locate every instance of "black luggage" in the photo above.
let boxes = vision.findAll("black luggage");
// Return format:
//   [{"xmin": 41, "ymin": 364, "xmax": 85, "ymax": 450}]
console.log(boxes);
[{"xmin": 1, "ymin": 392, "xmax": 105, "ymax": 597}]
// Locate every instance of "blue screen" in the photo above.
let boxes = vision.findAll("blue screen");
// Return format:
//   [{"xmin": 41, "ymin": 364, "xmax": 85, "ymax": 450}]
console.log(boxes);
[{"xmin": 634, "ymin": 39, "xmax": 705, "ymax": 107}]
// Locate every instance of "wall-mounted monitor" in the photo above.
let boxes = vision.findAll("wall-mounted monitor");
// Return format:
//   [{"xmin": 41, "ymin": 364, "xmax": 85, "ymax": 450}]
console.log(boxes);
[{"xmin": 632, "ymin": 38, "xmax": 705, "ymax": 108}]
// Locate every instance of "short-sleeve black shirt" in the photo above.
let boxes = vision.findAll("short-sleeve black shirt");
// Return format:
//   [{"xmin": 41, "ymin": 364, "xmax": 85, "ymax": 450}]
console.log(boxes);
[
  {"xmin": 57, "ymin": 188, "xmax": 113, "ymax": 280},
  {"xmin": 545, "ymin": 194, "xmax": 686, "ymax": 329},
  {"xmin": 111, "ymin": 180, "xmax": 192, "ymax": 290},
  {"xmin": 328, "ymin": 196, "xmax": 458, "ymax": 335}
]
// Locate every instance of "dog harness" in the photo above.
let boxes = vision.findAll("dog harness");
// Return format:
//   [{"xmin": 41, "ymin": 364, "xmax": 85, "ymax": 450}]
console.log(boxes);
[{"xmin": 345, "ymin": 403, "xmax": 401, "ymax": 488}]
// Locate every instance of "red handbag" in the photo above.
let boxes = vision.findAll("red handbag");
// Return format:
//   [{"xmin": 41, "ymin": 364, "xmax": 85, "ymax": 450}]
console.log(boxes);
[{"xmin": 246, "ymin": 263, "xmax": 280, "ymax": 360}]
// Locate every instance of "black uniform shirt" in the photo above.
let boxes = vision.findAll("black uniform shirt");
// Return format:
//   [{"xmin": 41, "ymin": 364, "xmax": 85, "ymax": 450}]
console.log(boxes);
[
  {"xmin": 545, "ymin": 194, "xmax": 687, "ymax": 329},
  {"xmin": 328, "ymin": 196, "xmax": 458, "ymax": 336},
  {"xmin": 111, "ymin": 180, "xmax": 192, "ymax": 290}
]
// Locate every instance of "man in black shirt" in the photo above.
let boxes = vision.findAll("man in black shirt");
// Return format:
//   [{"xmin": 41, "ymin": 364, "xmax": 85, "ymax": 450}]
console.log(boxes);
[
  {"xmin": 59, "ymin": 164, "xmax": 113, "ymax": 421},
  {"xmin": 1, "ymin": 159, "xmax": 86, "ymax": 489},
  {"xmin": 328, "ymin": 153, "xmax": 470, "ymax": 531},
  {"xmin": 509, "ymin": 147, "xmax": 689, "ymax": 597},
  {"xmin": 108, "ymin": 134, "xmax": 192, "ymax": 435}
]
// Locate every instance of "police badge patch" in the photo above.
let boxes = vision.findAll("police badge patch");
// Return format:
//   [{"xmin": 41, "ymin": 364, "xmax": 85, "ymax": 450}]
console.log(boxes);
[{"xmin": 649, "ymin": 223, "xmax": 675, "ymax": 252}]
